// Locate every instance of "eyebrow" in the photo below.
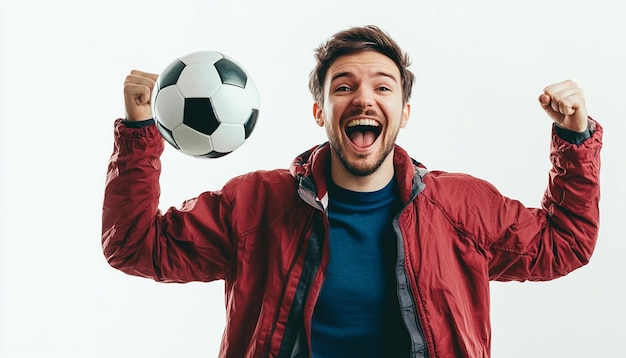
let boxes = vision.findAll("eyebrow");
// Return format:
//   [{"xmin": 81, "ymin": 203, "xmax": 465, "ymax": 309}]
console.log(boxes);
[{"xmin": 330, "ymin": 71, "xmax": 399, "ymax": 83}]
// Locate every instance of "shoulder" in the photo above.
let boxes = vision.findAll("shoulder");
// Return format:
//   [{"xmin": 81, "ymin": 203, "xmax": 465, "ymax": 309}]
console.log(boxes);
[
  {"xmin": 422, "ymin": 170, "xmax": 501, "ymax": 198},
  {"xmin": 418, "ymin": 170, "xmax": 524, "ymax": 244},
  {"xmin": 222, "ymin": 168, "xmax": 298, "ymax": 203},
  {"xmin": 218, "ymin": 168, "xmax": 314, "ymax": 234},
  {"xmin": 225, "ymin": 168, "xmax": 294, "ymax": 189},
  {"xmin": 420, "ymin": 170, "xmax": 505, "ymax": 222}
]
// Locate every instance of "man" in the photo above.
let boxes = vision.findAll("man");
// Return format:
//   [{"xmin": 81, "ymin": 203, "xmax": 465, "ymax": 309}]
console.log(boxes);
[{"xmin": 102, "ymin": 25, "xmax": 602, "ymax": 357}]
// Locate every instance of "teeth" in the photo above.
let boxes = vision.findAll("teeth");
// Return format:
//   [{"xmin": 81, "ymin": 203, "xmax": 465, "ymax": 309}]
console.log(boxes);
[{"xmin": 346, "ymin": 119, "xmax": 380, "ymax": 127}]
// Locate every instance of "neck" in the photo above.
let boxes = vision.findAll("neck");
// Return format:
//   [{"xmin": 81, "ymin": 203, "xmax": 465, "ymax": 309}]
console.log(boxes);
[{"xmin": 330, "ymin": 150, "xmax": 395, "ymax": 192}]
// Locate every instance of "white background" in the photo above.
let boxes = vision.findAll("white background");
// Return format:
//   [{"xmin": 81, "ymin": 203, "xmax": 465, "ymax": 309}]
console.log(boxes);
[{"xmin": 1, "ymin": 1, "xmax": 624, "ymax": 357}]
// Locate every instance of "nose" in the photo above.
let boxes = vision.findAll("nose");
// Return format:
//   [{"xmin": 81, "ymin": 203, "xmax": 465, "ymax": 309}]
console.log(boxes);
[{"xmin": 352, "ymin": 86, "xmax": 374, "ymax": 108}]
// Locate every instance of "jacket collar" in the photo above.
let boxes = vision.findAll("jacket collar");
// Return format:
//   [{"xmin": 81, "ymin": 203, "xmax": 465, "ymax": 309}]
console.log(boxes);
[{"xmin": 291, "ymin": 143, "xmax": 427, "ymax": 209}]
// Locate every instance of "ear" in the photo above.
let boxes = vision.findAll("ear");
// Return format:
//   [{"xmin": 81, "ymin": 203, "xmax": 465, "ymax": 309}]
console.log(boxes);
[
  {"xmin": 399, "ymin": 102, "xmax": 411, "ymax": 128},
  {"xmin": 313, "ymin": 102, "xmax": 324, "ymax": 127}
]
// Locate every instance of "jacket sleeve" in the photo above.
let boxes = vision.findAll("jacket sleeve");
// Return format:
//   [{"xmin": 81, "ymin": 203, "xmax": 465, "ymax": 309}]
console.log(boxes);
[
  {"xmin": 102, "ymin": 119, "xmax": 234, "ymax": 283},
  {"xmin": 486, "ymin": 119, "xmax": 603, "ymax": 281}
]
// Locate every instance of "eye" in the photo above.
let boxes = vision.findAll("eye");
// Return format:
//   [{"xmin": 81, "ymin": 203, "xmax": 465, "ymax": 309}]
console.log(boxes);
[{"xmin": 335, "ymin": 85, "xmax": 351, "ymax": 92}]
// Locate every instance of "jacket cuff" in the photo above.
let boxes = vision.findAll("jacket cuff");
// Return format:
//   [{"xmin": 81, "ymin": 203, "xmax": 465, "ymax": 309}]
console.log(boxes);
[
  {"xmin": 553, "ymin": 120, "xmax": 592, "ymax": 145},
  {"xmin": 122, "ymin": 118, "xmax": 155, "ymax": 128},
  {"xmin": 551, "ymin": 118, "xmax": 602, "ymax": 164},
  {"xmin": 114, "ymin": 118, "xmax": 162, "ymax": 144}
]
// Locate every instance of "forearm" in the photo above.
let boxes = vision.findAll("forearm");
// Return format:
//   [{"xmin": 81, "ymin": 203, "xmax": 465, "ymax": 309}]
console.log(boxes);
[
  {"xmin": 488, "ymin": 119, "xmax": 602, "ymax": 281},
  {"xmin": 102, "ymin": 119, "xmax": 234, "ymax": 283},
  {"xmin": 540, "ymin": 119, "xmax": 602, "ymax": 266},
  {"xmin": 102, "ymin": 118, "xmax": 164, "ymax": 277}
]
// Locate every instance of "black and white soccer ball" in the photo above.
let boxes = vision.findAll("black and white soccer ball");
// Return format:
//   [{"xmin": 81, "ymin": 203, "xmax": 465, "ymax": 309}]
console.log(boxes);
[{"xmin": 153, "ymin": 51, "xmax": 260, "ymax": 158}]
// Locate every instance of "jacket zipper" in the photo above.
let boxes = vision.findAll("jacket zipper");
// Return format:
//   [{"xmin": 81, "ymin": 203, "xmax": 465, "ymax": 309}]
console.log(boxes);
[
  {"xmin": 263, "ymin": 227, "xmax": 309, "ymax": 357},
  {"xmin": 392, "ymin": 214, "xmax": 430, "ymax": 358},
  {"xmin": 393, "ymin": 170, "xmax": 430, "ymax": 358},
  {"xmin": 265, "ymin": 181, "xmax": 326, "ymax": 357}
]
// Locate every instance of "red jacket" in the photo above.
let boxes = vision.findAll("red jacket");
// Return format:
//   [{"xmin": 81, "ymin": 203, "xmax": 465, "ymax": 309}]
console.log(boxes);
[{"xmin": 102, "ymin": 119, "xmax": 602, "ymax": 358}]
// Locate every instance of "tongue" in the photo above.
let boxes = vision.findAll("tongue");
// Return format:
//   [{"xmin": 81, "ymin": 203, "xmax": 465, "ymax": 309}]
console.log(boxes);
[{"xmin": 349, "ymin": 131, "xmax": 377, "ymax": 148}]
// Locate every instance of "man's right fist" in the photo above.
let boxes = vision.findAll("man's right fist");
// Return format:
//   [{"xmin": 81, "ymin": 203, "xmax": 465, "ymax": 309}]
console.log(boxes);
[{"xmin": 123, "ymin": 70, "xmax": 159, "ymax": 121}]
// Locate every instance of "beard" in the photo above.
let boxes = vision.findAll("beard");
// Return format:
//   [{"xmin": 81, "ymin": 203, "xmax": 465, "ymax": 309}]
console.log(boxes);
[{"xmin": 328, "ymin": 126, "xmax": 399, "ymax": 177}]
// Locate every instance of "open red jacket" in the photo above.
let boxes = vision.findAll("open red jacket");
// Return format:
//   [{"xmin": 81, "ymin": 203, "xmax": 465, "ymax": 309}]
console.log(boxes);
[{"xmin": 102, "ymin": 118, "xmax": 602, "ymax": 358}]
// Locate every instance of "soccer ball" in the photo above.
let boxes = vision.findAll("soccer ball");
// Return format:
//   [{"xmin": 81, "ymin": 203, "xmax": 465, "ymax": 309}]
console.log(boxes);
[{"xmin": 153, "ymin": 51, "xmax": 260, "ymax": 158}]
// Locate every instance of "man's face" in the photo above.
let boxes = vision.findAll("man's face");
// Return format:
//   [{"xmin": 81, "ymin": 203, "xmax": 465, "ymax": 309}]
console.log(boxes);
[{"xmin": 314, "ymin": 50, "xmax": 410, "ymax": 177}]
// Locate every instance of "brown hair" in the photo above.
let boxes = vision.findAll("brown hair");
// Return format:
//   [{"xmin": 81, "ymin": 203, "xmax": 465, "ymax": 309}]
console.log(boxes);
[{"xmin": 308, "ymin": 25, "xmax": 415, "ymax": 105}]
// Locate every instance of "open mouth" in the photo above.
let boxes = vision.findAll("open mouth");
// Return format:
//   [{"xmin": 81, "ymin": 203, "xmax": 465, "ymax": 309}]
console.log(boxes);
[{"xmin": 345, "ymin": 118, "xmax": 382, "ymax": 148}]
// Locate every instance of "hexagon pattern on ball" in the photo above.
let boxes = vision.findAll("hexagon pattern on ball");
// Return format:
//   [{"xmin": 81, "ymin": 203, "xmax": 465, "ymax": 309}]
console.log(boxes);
[
  {"xmin": 153, "ymin": 50, "xmax": 260, "ymax": 158},
  {"xmin": 156, "ymin": 121, "xmax": 180, "ymax": 150},
  {"xmin": 172, "ymin": 124, "xmax": 216, "ymax": 156},
  {"xmin": 154, "ymin": 85, "xmax": 185, "ymax": 131},
  {"xmin": 210, "ymin": 85, "xmax": 254, "ymax": 126},
  {"xmin": 176, "ymin": 62, "xmax": 222, "ymax": 99}
]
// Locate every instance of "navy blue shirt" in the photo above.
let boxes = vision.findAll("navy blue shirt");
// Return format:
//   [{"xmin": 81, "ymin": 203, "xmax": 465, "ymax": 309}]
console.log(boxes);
[{"xmin": 311, "ymin": 178, "xmax": 410, "ymax": 357}]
